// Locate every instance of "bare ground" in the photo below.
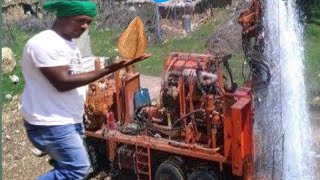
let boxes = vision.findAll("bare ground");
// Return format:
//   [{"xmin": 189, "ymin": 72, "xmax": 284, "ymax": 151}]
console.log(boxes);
[
  {"xmin": 2, "ymin": 95, "xmax": 52, "ymax": 180},
  {"xmin": 2, "ymin": 74, "xmax": 320, "ymax": 179}
]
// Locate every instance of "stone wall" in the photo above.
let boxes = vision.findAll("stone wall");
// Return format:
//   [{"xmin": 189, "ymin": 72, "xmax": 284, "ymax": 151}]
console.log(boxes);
[
  {"xmin": 2, "ymin": 1, "xmax": 40, "ymax": 23},
  {"xmin": 2, "ymin": 5, "xmax": 25, "ymax": 22}
]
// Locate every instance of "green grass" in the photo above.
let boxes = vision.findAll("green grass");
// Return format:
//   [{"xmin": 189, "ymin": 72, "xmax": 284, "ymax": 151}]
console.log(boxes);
[
  {"xmin": 305, "ymin": 8, "xmax": 320, "ymax": 97},
  {"xmin": 91, "ymin": 8, "xmax": 228, "ymax": 76},
  {"xmin": 227, "ymin": 51, "xmax": 246, "ymax": 84},
  {"xmin": 137, "ymin": 9, "xmax": 228, "ymax": 76},
  {"xmin": 89, "ymin": 27, "xmax": 122, "ymax": 59}
]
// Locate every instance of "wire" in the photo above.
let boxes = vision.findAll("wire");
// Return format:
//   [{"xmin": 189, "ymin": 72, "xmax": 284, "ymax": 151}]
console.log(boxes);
[{"xmin": 241, "ymin": 33, "xmax": 271, "ymax": 92}]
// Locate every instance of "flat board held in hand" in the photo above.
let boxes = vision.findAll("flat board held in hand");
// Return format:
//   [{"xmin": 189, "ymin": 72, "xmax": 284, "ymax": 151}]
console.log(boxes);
[{"xmin": 117, "ymin": 16, "xmax": 148, "ymax": 60}]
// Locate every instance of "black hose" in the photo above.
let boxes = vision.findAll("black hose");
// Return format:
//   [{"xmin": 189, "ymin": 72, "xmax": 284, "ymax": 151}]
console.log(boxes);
[
  {"xmin": 117, "ymin": 120, "xmax": 147, "ymax": 135},
  {"xmin": 223, "ymin": 60, "xmax": 238, "ymax": 93},
  {"xmin": 242, "ymin": 33, "xmax": 271, "ymax": 91}
]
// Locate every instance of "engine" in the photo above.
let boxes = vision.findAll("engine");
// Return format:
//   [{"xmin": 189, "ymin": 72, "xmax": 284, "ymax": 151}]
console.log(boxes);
[
  {"xmin": 130, "ymin": 52, "xmax": 234, "ymax": 150},
  {"xmin": 85, "ymin": 51, "xmax": 241, "ymax": 152}
]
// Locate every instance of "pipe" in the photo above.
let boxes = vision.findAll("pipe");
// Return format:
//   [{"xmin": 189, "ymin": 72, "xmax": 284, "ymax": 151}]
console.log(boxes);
[{"xmin": 168, "ymin": 141, "xmax": 221, "ymax": 154}]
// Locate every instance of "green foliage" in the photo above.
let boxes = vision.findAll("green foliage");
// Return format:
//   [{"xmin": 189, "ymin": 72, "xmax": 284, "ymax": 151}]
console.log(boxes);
[
  {"xmin": 305, "ymin": 13, "xmax": 320, "ymax": 97},
  {"xmin": 310, "ymin": 6, "xmax": 320, "ymax": 23}
]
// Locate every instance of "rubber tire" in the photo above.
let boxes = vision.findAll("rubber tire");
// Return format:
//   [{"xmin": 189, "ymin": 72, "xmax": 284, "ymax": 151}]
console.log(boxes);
[
  {"xmin": 189, "ymin": 170, "xmax": 219, "ymax": 180},
  {"xmin": 85, "ymin": 137, "xmax": 108, "ymax": 173},
  {"xmin": 155, "ymin": 160, "xmax": 186, "ymax": 180}
]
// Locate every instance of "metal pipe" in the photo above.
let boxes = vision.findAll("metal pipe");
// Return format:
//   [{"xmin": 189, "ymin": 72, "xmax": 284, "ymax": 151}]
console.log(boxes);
[{"xmin": 168, "ymin": 141, "xmax": 220, "ymax": 154}]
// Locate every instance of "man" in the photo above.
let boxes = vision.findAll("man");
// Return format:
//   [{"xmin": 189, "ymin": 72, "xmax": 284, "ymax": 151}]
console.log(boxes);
[{"xmin": 21, "ymin": 1, "xmax": 148, "ymax": 179}]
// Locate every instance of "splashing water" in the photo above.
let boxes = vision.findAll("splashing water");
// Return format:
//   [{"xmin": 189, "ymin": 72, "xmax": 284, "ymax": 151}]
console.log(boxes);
[{"xmin": 254, "ymin": 0, "xmax": 314, "ymax": 179}]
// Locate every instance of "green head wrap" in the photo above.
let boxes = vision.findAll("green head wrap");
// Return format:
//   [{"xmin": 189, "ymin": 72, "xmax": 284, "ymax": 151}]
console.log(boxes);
[{"xmin": 43, "ymin": 0, "xmax": 97, "ymax": 18}]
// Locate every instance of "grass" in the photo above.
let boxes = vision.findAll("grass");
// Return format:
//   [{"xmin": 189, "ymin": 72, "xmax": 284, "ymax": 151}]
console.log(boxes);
[
  {"xmin": 91, "ymin": 8, "xmax": 228, "ymax": 76},
  {"xmin": 89, "ymin": 27, "xmax": 121, "ymax": 59},
  {"xmin": 2, "ymin": 28, "xmax": 32, "ymax": 102},
  {"xmin": 227, "ymin": 51, "xmax": 246, "ymax": 84},
  {"xmin": 305, "ymin": 8, "xmax": 320, "ymax": 98},
  {"xmin": 137, "ymin": 9, "xmax": 228, "ymax": 76}
]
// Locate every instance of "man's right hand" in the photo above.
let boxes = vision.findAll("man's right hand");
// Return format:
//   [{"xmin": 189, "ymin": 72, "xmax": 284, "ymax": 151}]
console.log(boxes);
[
  {"xmin": 107, "ymin": 60, "xmax": 126, "ymax": 71},
  {"xmin": 108, "ymin": 53, "xmax": 152, "ymax": 71}
]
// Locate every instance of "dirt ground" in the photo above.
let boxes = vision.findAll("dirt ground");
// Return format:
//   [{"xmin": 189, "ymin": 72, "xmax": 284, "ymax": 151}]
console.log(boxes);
[{"xmin": 310, "ymin": 110, "xmax": 320, "ymax": 178}]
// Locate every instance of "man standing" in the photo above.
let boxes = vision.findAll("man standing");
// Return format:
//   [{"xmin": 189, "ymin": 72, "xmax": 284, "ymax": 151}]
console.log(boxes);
[{"xmin": 21, "ymin": 1, "xmax": 147, "ymax": 179}]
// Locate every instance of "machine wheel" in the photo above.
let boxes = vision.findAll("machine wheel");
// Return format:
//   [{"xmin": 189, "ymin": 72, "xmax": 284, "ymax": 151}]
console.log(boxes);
[
  {"xmin": 85, "ymin": 137, "xmax": 108, "ymax": 173},
  {"xmin": 189, "ymin": 170, "xmax": 219, "ymax": 180},
  {"xmin": 155, "ymin": 160, "xmax": 186, "ymax": 180}
]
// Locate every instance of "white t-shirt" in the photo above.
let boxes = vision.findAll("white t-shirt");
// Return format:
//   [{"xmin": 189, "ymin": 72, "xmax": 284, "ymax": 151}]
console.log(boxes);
[{"xmin": 21, "ymin": 30, "xmax": 87, "ymax": 126}]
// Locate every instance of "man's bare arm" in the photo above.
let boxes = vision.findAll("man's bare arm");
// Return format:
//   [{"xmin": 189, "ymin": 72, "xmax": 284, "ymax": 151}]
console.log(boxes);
[{"xmin": 40, "ymin": 53, "xmax": 151, "ymax": 92}]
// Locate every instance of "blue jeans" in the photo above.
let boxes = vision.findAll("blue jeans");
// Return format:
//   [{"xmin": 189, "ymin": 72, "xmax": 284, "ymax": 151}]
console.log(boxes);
[{"xmin": 24, "ymin": 122, "xmax": 91, "ymax": 180}]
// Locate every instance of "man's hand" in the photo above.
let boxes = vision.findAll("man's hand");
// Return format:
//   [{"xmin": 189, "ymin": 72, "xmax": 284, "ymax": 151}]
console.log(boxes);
[
  {"xmin": 108, "ymin": 53, "xmax": 152, "ymax": 71},
  {"xmin": 107, "ymin": 60, "xmax": 126, "ymax": 71},
  {"xmin": 123, "ymin": 53, "xmax": 152, "ymax": 66}
]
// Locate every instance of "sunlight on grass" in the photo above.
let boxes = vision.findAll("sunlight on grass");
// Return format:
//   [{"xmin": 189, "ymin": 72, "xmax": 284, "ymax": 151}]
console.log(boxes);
[
  {"xmin": 136, "ymin": 9, "xmax": 228, "ymax": 76},
  {"xmin": 91, "ymin": 9, "xmax": 228, "ymax": 76},
  {"xmin": 90, "ymin": 27, "xmax": 122, "ymax": 59}
]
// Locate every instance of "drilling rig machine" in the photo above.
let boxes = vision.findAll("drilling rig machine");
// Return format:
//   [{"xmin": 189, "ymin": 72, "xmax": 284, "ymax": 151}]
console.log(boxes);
[{"xmin": 84, "ymin": 0, "xmax": 266, "ymax": 179}]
